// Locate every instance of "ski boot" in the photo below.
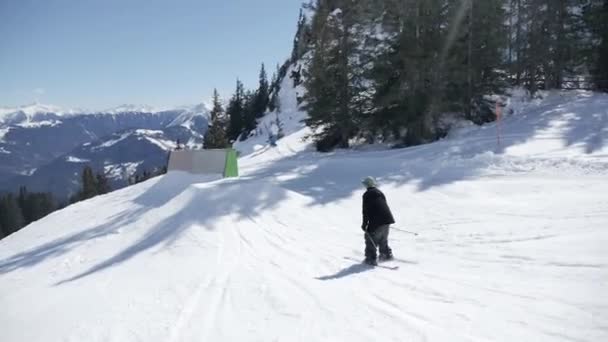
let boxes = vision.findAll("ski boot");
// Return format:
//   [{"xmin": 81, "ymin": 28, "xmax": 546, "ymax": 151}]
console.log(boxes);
[
  {"xmin": 364, "ymin": 257, "xmax": 378, "ymax": 266},
  {"xmin": 379, "ymin": 253, "xmax": 393, "ymax": 262}
]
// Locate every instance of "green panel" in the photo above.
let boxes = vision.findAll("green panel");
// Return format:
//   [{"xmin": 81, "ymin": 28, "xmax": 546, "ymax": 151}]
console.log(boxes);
[{"xmin": 223, "ymin": 149, "xmax": 239, "ymax": 178}]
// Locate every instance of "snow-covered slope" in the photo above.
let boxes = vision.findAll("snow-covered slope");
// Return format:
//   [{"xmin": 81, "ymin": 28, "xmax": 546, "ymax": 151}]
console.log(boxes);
[
  {"xmin": 234, "ymin": 62, "xmax": 311, "ymax": 160},
  {"xmin": 0, "ymin": 89, "xmax": 607, "ymax": 342}
]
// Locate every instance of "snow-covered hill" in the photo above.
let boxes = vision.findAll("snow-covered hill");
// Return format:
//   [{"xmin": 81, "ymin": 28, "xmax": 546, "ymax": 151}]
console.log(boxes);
[{"xmin": 0, "ymin": 87, "xmax": 606, "ymax": 341}]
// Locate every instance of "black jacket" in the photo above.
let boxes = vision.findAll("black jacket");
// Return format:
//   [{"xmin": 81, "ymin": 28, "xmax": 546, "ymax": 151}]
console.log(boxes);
[{"xmin": 362, "ymin": 187, "xmax": 395, "ymax": 231}]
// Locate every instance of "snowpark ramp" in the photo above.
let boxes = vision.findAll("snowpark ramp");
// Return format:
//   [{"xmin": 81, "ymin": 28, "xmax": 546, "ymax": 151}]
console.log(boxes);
[{"xmin": 168, "ymin": 149, "xmax": 238, "ymax": 177}]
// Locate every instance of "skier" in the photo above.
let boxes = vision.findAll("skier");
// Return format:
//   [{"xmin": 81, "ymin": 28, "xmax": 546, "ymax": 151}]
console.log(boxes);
[{"xmin": 361, "ymin": 176, "xmax": 395, "ymax": 265}]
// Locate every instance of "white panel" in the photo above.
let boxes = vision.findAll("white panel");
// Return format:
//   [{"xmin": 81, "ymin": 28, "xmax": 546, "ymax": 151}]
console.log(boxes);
[
  {"xmin": 168, "ymin": 150, "xmax": 226, "ymax": 175},
  {"xmin": 192, "ymin": 150, "xmax": 226, "ymax": 174},
  {"xmin": 168, "ymin": 151, "xmax": 194, "ymax": 172}
]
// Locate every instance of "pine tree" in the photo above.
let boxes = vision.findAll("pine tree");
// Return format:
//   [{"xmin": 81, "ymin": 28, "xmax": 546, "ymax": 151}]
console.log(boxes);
[
  {"xmin": 268, "ymin": 70, "xmax": 279, "ymax": 112},
  {"xmin": 0, "ymin": 194, "xmax": 25, "ymax": 236},
  {"xmin": 37, "ymin": 193, "xmax": 56, "ymax": 221},
  {"xmin": 370, "ymin": 0, "xmax": 448, "ymax": 145},
  {"xmin": 18, "ymin": 186, "xmax": 29, "ymax": 223},
  {"xmin": 204, "ymin": 89, "xmax": 229, "ymax": 148},
  {"xmin": 444, "ymin": 0, "xmax": 507, "ymax": 123},
  {"xmin": 292, "ymin": 8, "xmax": 313, "ymax": 62},
  {"xmin": 0, "ymin": 195, "xmax": 7, "ymax": 238},
  {"xmin": 24, "ymin": 192, "xmax": 56, "ymax": 223},
  {"xmin": 227, "ymin": 79, "xmax": 245, "ymax": 141},
  {"xmin": 253, "ymin": 63, "xmax": 270, "ymax": 119},
  {"xmin": 596, "ymin": 0, "xmax": 608, "ymax": 91},
  {"xmin": 585, "ymin": 0, "xmax": 608, "ymax": 91},
  {"xmin": 79, "ymin": 166, "xmax": 98, "ymax": 201},
  {"xmin": 241, "ymin": 89, "xmax": 257, "ymax": 140},
  {"xmin": 510, "ymin": 0, "xmax": 588, "ymax": 91},
  {"xmin": 96, "ymin": 173, "xmax": 111, "ymax": 195},
  {"xmin": 507, "ymin": 0, "xmax": 525, "ymax": 84},
  {"xmin": 304, "ymin": 3, "xmax": 362, "ymax": 151},
  {"xmin": 18, "ymin": 186, "xmax": 27, "ymax": 209},
  {"xmin": 269, "ymin": 63, "xmax": 285, "ymax": 112},
  {"xmin": 275, "ymin": 112, "xmax": 285, "ymax": 139}
]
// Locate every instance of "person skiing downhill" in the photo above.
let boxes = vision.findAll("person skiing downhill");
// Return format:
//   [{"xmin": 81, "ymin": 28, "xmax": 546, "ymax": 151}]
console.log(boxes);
[{"xmin": 361, "ymin": 176, "xmax": 395, "ymax": 266}]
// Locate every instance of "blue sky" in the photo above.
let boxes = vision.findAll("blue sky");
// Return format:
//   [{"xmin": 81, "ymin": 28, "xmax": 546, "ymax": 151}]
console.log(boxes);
[{"xmin": 0, "ymin": 0, "xmax": 303, "ymax": 109}]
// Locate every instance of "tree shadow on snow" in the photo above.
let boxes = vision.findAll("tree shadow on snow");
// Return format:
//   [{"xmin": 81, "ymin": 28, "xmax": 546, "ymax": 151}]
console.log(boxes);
[
  {"xmin": 0, "ymin": 205, "xmax": 150, "ymax": 275},
  {"xmin": 491, "ymin": 91, "xmax": 607, "ymax": 155},
  {"xmin": 245, "ymin": 91, "xmax": 608, "ymax": 199},
  {"xmin": 53, "ymin": 174, "xmax": 289, "ymax": 285},
  {"xmin": 0, "ymin": 174, "xmax": 198, "ymax": 276}
]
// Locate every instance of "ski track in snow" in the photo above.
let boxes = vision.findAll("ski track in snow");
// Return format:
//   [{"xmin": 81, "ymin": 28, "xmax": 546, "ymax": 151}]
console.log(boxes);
[{"xmin": 0, "ymin": 89, "xmax": 607, "ymax": 341}]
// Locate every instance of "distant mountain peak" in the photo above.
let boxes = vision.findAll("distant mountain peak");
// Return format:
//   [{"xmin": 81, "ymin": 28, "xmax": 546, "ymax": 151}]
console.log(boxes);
[
  {"xmin": 0, "ymin": 103, "xmax": 64, "ymax": 117},
  {"xmin": 100, "ymin": 104, "xmax": 164, "ymax": 114},
  {"xmin": 0, "ymin": 102, "xmax": 211, "ymax": 127}
]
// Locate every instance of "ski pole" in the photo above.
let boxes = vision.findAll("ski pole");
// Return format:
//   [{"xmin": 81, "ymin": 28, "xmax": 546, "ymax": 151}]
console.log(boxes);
[
  {"xmin": 365, "ymin": 230, "xmax": 378, "ymax": 249},
  {"xmin": 391, "ymin": 227, "xmax": 418, "ymax": 236}
]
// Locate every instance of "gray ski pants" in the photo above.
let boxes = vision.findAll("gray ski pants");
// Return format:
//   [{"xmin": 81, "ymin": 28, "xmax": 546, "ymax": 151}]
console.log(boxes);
[{"xmin": 364, "ymin": 224, "xmax": 392, "ymax": 259}]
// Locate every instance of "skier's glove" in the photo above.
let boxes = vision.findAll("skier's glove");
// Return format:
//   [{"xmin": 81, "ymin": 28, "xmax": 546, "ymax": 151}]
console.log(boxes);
[{"xmin": 361, "ymin": 224, "xmax": 367, "ymax": 232}]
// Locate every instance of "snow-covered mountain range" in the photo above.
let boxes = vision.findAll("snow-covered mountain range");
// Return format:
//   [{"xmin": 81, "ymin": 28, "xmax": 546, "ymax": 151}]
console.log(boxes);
[{"xmin": 0, "ymin": 103, "xmax": 209, "ymax": 199}]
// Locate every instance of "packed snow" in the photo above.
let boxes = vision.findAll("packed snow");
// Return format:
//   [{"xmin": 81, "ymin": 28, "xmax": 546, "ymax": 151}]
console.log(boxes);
[{"xmin": 0, "ymin": 87, "xmax": 607, "ymax": 342}]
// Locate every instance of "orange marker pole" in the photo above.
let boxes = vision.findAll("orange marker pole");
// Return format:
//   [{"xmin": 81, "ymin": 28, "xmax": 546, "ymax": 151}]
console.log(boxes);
[{"xmin": 495, "ymin": 103, "xmax": 502, "ymax": 148}]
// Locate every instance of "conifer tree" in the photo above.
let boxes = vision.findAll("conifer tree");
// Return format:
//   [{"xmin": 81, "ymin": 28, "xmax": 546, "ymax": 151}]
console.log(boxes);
[
  {"xmin": 585, "ymin": 0, "xmax": 608, "ymax": 91},
  {"xmin": 24, "ymin": 192, "xmax": 56, "ymax": 224},
  {"xmin": 227, "ymin": 79, "xmax": 245, "ymax": 141},
  {"xmin": 0, "ymin": 194, "xmax": 25, "ymax": 236},
  {"xmin": 508, "ymin": 0, "xmax": 588, "ymax": 91},
  {"xmin": 369, "ymin": 0, "xmax": 448, "ymax": 145},
  {"xmin": 596, "ymin": 0, "xmax": 608, "ymax": 91},
  {"xmin": 79, "ymin": 166, "xmax": 98, "ymax": 201},
  {"xmin": 268, "ymin": 71, "xmax": 279, "ymax": 112},
  {"xmin": 96, "ymin": 173, "xmax": 111, "ymax": 195},
  {"xmin": 292, "ymin": 8, "xmax": 313, "ymax": 62},
  {"xmin": 304, "ymin": 3, "xmax": 360, "ymax": 151},
  {"xmin": 268, "ymin": 63, "xmax": 284, "ymax": 112},
  {"xmin": 253, "ymin": 63, "xmax": 270, "ymax": 119},
  {"xmin": 204, "ymin": 89, "xmax": 229, "ymax": 148},
  {"xmin": 18, "ymin": 186, "xmax": 27, "ymax": 210},
  {"xmin": 443, "ymin": 0, "xmax": 507, "ymax": 123},
  {"xmin": 241, "ymin": 89, "xmax": 257, "ymax": 140}
]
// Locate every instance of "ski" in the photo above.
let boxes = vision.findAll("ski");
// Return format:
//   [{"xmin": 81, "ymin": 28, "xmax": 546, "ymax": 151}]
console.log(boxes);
[{"xmin": 344, "ymin": 257, "xmax": 399, "ymax": 270}]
